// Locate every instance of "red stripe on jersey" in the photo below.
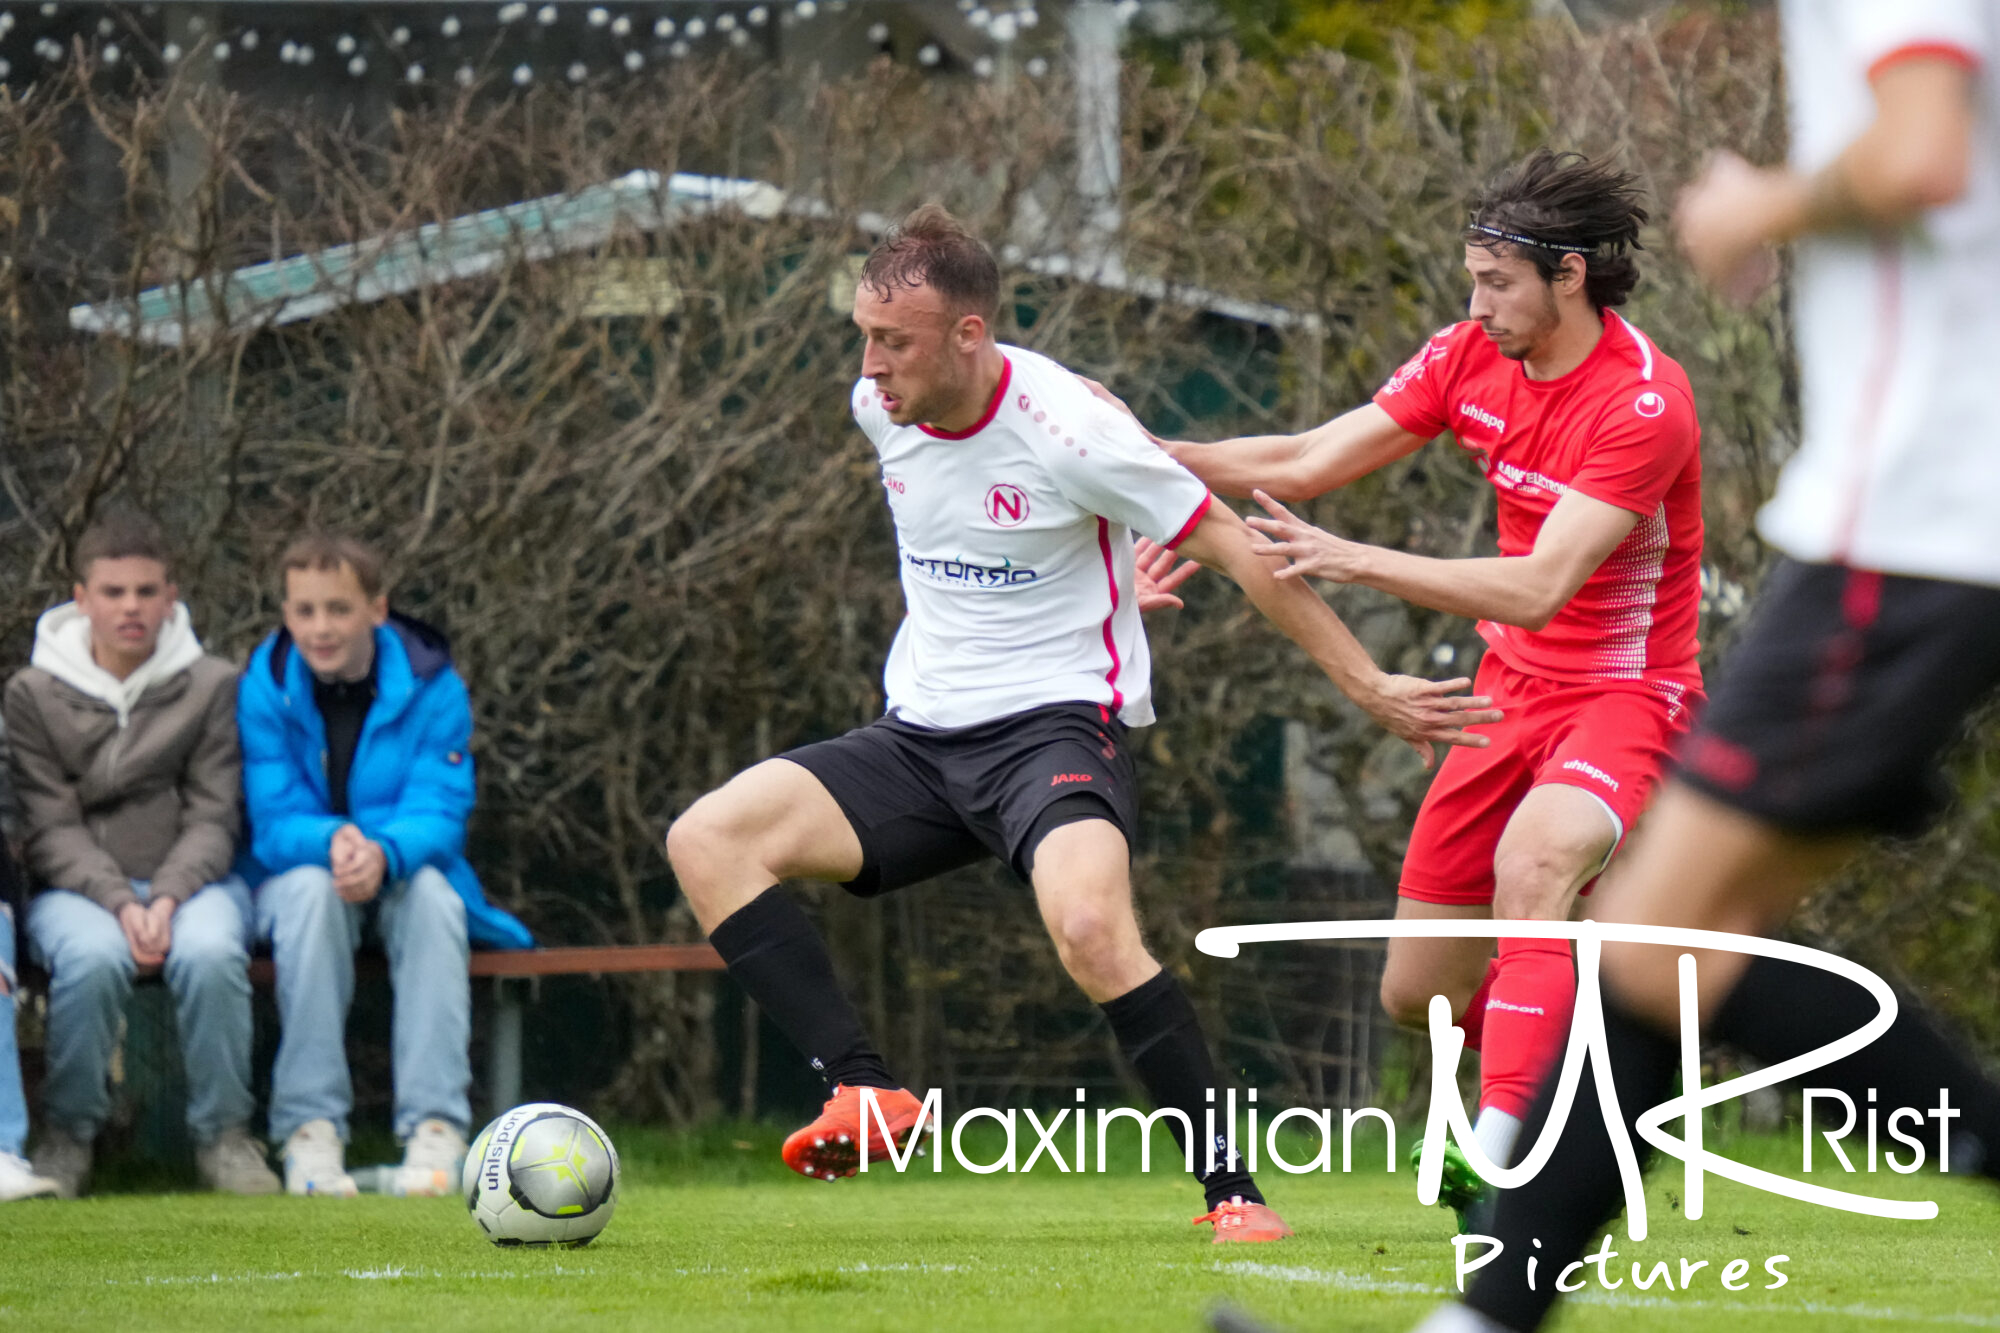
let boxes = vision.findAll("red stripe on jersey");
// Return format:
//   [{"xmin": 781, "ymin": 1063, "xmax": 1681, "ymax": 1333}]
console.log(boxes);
[
  {"xmin": 1165, "ymin": 492, "xmax": 1213, "ymax": 550},
  {"xmin": 919, "ymin": 356, "xmax": 1013, "ymax": 440},
  {"xmin": 1869, "ymin": 42, "xmax": 1982, "ymax": 82},
  {"xmin": 1095, "ymin": 517, "xmax": 1126, "ymax": 713}
]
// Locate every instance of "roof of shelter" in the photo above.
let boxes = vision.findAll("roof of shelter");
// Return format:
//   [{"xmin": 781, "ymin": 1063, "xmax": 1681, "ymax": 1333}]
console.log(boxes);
[{"xmin": 67, "ymin": 169, "xmax": 1319, "ymax": 347}]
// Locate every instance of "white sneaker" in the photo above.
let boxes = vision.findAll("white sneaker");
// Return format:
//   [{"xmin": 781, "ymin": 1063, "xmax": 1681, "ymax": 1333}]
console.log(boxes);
[
  {"xmin": 0, "ymin": 1151, "xmax": 59, "ymax": 1202},
  {"xmin": 29, "ymin": 1126, "xmax": 90, "ymax": 1200},
  {"xmin": 397, "ymin": 1118, "xmax": 467, "ymax": 1197},
  {"xmin": 282, "ymin": 1119, "xmax": 358, "ymax": 1198},
  {"xmin": 197, "ymin": 1126, "xmax": 282, "ymax": 1196}
]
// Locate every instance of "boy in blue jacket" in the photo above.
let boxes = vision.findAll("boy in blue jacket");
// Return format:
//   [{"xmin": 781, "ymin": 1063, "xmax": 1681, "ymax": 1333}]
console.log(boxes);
[{"xmin": 239, "ymin": 534, "xmax": 531, "ymax": 1197}]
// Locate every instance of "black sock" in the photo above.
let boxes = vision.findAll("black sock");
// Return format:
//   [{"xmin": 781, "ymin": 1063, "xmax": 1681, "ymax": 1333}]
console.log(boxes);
[
  {"xmin": 1712, "ymin": 955, "xmax": 2000, "ymax": 1180},
  {"xmin": 708, "ymin": 888, "xmax": 897, "ymax": 1092},
  {"xmin": 1100, "ymin": 970, "xmax": 1262, "ymax": 1210},
  {"xmin": 1465, "ymin": 994, "xmax": 1678, "ymax": 1333}
]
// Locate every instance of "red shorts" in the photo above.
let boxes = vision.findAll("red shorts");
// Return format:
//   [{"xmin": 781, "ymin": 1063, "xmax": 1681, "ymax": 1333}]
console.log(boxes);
[{"xmin": 1398, "ymin": 652, "xmax": 1701, "ymax": 906}]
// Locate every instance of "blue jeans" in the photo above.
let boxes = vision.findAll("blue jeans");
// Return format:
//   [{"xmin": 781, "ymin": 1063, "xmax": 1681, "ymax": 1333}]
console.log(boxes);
[
  {"xmin": 26, "ymin": 878, "xmax": 255, "ymax": 1144},
  {"xmin": 254, "ymin": 865, "xmax": 471, "ymax": 1144},
  {"xmin": 0, "ymin": 905, "xmax": 27, "ymax": 1157}
]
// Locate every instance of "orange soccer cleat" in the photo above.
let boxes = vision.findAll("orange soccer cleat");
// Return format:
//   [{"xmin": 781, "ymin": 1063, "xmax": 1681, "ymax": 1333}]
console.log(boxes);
[
  {"xmin": 1192, "ymin": 1196, "xmax": 1295, "ymax": 1244},
  {"xmin": 781, "ymin": 1084, "xmax": 931, "ymax": 1181}
]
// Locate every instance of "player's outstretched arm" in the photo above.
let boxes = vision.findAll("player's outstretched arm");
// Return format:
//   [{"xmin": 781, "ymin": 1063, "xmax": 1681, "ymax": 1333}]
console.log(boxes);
[
  {"xmin": 1246, "ymin": 486, "xmax": 1640, "ymax": 630},
  {"xmin": 1079, "ymin": 378, "xmax": 1426, "ymax": 503},
  {"xmin": 1168, "ymin": 403, "xmax": 1428, "ymax": 503},
  {"xmin": 1175, "ymin": 503, "xmax": 1501, "ymax": 770},
  {"xmin": 1676, "ymin": 54, "xmax": 1974, "ymax": 301}
]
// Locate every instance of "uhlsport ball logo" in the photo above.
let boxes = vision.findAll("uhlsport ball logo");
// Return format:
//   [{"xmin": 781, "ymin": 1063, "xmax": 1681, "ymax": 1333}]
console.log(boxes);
[
  {"xmin": 464, "ymin": 1102, "xmax": 620, "ymax": 1248},
  {"xmin": 1634, "ymin": 390, "xmax": 1667, "ymax": 418}
]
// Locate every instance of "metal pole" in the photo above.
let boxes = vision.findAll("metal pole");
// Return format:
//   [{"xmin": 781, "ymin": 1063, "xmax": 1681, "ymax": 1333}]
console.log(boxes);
[
  {"xmin": 1067, "ymin": 0, "xmax": 1123, "ymax": 273},
  {"xmin": 489, "ymin": 977, "xmax": 524, "ymax": 1117}
]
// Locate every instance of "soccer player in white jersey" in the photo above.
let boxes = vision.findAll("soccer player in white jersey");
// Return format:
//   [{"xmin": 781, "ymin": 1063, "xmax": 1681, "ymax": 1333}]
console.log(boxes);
[
  {"xmin": 1417, "ymin": 4, "xmax": 2000, "ymax": 1329},
  {"xmin": 667, "ymin": 205, "xmax": 1497, "ymax": 1241}
]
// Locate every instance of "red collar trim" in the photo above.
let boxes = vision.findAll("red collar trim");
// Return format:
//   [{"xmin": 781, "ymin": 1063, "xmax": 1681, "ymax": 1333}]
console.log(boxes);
[{"xmin": 919, "ymin": 356, "xmax": 1013, "ymax": 440}]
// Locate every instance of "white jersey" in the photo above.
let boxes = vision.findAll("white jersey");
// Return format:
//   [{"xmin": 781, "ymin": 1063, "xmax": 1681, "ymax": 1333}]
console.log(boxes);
[
  {"xmin": 853, "ymin": 345, "xmax": 1213, "ymax": 729},
  {"xmin": 1761, "ymin": 0, "xmax": 2000, "ymax": 584}
]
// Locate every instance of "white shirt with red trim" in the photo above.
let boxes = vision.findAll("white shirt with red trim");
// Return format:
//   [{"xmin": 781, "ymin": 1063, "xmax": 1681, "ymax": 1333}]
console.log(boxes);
[
  {"xmin": 854, "ymin": 344, "xmax": 1213, "ymax": 729},
  {"xmin": 1761, "ymin": 0, "xmax": 2000, "ymax": 583}
]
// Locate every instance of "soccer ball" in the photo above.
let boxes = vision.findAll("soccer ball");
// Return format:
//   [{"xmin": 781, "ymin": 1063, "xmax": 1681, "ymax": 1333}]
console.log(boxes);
[{"xmin": 463, "ymin": 1103, "xmax": 620, "ymax": 1247}]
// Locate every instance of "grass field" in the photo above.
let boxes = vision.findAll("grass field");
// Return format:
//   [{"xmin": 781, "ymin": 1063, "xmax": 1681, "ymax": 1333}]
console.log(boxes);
[{"xmin": 1, "ymin": 1124, "xmax": 1995, "ymax": 1332}]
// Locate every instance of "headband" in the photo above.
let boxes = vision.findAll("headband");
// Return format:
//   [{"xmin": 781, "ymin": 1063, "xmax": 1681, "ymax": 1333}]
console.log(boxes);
[{"xmin": 1465, "ymin": 220, "xmax": 1599, "ymax": 255}]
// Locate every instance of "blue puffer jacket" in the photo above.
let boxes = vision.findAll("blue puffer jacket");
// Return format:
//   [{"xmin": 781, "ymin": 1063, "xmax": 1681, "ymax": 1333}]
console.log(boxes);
[{"xmin": 237, "ymin": 614, "xmax": 534, "ymax": 950}]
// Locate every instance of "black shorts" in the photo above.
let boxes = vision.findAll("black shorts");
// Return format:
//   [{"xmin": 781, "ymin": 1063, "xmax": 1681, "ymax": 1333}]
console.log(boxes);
[
  {"xmin": 1678, "ymin": 558, "xmax": 2000, "ymax": 838},
  {"xmin": 780, "ymin": 702, "xmax": 1142, "ymax": 896}
]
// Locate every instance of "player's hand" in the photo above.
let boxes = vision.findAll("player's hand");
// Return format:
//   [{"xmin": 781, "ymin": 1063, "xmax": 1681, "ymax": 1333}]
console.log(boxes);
[
  {"xmin": 1675, "ymin": 151, "xmax": 1784, "ymax": 305},
  {"xmin": 1246, "ymin": 490, "xmax": 1371, "ymax": 584},
  {"xmin": 1358, "ymin": 673, "xmax": 1502, "ymax": 771},
  {"xmin": 1134, "ymin": 537, "xmax": 1201, "ymax": 612}
]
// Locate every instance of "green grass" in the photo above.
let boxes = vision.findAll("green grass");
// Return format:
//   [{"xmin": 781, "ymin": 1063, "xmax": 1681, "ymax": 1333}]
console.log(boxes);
[{"xmin": 0, "ymin": 1125, "xmax": 1994, "ymax": 1332}]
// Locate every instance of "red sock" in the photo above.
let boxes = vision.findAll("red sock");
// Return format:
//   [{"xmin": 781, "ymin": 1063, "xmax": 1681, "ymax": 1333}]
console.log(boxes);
[
  {"xmin": 1459, "ymin": 960, "xmax": 1501, "ymax": 1053},
  {"xmin": 1477, "ymin": 938, "xmax": 1577, "ymax": 1119}
]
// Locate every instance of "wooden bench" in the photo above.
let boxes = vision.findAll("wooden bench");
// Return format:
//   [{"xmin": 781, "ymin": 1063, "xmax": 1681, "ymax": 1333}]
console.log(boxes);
[
  {"xmin": 255, "ymin": 944, "xmax": 727, "ymax": 1116},
  {"xmin": 19, "ymin": 943, "xmax": 726, "ymax": 1122}
]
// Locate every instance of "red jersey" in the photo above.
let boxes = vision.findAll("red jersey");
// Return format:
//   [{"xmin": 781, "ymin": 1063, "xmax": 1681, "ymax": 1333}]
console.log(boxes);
[{"xmin": 1373, "ymin": 314, "xmax": 1703, "ymax": 692}]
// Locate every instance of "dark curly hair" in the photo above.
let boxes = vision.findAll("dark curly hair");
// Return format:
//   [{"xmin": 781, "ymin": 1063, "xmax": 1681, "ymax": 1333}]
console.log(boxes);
[{"xmin": 1466, "ymin": 150, "xmax": 1649, "ymax": 311}]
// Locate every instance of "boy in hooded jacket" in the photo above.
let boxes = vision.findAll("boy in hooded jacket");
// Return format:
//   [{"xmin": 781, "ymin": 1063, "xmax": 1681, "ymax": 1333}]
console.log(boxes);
[
  {"xmin": 238, "ymin": 533, "xmax": 531, "ymax": 1197},
  {"xmin": 6, "ymin": 510, "xmax": 276, "ymax": 1197}
]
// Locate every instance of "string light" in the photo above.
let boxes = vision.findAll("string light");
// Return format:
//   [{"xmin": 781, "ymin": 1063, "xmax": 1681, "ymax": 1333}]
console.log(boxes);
[{"xmin": 0, "ymin": 0, "xmax": 1041, "ymax": 92}]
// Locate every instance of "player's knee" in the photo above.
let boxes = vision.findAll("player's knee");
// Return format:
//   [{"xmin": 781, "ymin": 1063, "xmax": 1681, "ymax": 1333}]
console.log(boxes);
[
  {"xmin": 664, "ymin": 800, "xmax": 732, "ymax": 890},
  {"xmin": 1378, "ymin": 973, "xmax": 1438, "ymax": 1030},
  {"xmin": 1046, "ymin": 906, "xmax": 1136, "ymax": 987},
  {"xmin": 1492, "ymin": 846, "xmax": 1585, "ymax": 920}
]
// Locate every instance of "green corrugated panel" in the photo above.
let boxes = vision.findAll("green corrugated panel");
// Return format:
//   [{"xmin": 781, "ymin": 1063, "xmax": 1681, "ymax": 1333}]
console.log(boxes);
[{"xmin": 67, "ymin": 171, "xmax": 802, "ymax": 347}]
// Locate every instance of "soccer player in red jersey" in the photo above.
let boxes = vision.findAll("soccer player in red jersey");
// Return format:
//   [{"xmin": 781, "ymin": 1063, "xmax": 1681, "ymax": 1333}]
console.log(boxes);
[{"xmin": 1115, "ymin": 151, "xmax": 1704, "ymax": 1226}]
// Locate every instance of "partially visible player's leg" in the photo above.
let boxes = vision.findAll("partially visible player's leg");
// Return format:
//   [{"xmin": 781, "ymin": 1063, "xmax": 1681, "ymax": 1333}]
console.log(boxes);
[
  {"xmin": 669, "ymin": 736, "xmax": 980, "ymax": 1179},
  {"xmin": 668, "ymin": 758, "xmax": 895, "ymax": 1092},
  {"xmin": 1458, "ymin": 565, "xmax": 2000, "ymax": 1332},
  {"xmin": 1027, "ymin": 816, "xmax": 1285, "ymax": 1239},
  {"xmin": 667, "ymin": 757, "xmax": 866, "ymax": 933},
  {"xmin": 1378, "ymin": 897, "xmax": 1494, "ymax": 1033},
  {"xmin": 1471, "ymin": 782, "xmax": 1617, "ymax": 1166}
]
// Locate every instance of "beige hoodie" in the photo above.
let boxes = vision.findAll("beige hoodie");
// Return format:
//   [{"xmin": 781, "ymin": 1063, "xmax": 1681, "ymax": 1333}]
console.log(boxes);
[{"xmin": 4, "ymin": 602, "xmax": 241, "ymax": 912}]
